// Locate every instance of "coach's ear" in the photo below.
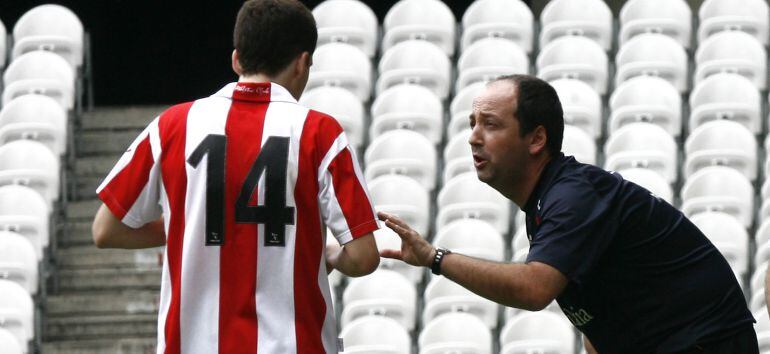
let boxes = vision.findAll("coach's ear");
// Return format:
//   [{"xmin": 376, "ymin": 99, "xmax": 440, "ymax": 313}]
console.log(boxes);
[{"xmin": 231, "ymin": 49, "xmax": 243, "ymax": 76}]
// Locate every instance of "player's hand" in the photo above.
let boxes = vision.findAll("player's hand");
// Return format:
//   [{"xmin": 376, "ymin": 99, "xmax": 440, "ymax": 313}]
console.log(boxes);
[{"xmin": 378, "ymin": 211, "xmax": 435, "ymax": 268}]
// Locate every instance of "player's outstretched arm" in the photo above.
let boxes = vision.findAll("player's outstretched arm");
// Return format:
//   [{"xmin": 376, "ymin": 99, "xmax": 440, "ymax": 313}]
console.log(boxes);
[
  {"xmin": 326, "ymin": 233, "xmax": 379, "ymax": 277},
  {"xmin": 379, "ymin": 211, "xmax": 568, "ymax": 311},
  {"xmin": 92, "ymin": 204, "xmax": 166, "ymax": 249}
]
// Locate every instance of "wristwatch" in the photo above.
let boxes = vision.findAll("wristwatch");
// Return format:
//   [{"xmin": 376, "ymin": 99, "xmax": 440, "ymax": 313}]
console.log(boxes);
[{"xmin": 431, "ymin": 248, "xmax": 452, "ymax": 275}]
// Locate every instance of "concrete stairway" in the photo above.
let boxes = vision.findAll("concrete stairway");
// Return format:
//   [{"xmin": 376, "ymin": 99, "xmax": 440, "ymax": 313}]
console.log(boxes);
[{"xmin": 43, "ymin": 107, "xmax": 166, "ymax": 354}]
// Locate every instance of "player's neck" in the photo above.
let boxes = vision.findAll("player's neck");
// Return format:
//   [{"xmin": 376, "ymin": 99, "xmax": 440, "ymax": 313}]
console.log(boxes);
[{"xmin": 238, "ymin": 74, "xmax": 274, "ymax": 84}]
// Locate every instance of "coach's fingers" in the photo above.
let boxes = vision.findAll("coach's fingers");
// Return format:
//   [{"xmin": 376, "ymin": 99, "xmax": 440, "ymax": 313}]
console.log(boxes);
[
  {"xmin": 383, "ymin": 219, "xmax": 418, "ymax": 242},
  {"xmin": 378, "ymin": 211, "xmax": 414, "ymax": 231},
  {"xmin": 380, "ymin": 249, "xmax": 403, "ymax": 260}
]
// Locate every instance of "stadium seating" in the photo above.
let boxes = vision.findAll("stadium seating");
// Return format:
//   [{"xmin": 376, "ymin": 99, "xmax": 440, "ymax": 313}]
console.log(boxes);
[
  {"xmin": 368, "ymin": 174, "xmax": 431, "ymax": 237},
  {"xmin": 0, "ymin": 327, "xmax": 23, "ymax": 354},
  {"xmin": 0, "ymin": 280, "xmax": 34, "ymax": 353},
  {"xmin": 365, "ymin": 129, "xmax": 437, "ymax": 191},
  {"xmin": 511, "ymin": 227, "xmax": 528, "ymax": 263},
  {"xmin": 443, "ymin": 129, "xmax": 473, "ymax": 183},
  {"xmin": 694, "ymin": 31, "xmax": 767, "ymax": 90},
  {"xmin": 539, "ymin": 0, "xmax": 612, "ymax": 51},
  {"xmin": 373, "ymin": 227, "xmax": 424, "ymax": 284},
  {"xmin": 0, "ymin": 20, "xmax": 5, "ymax": 69},
  {"xmin": 377, "ymin": 40, "xmax": 452, "ymax": 100},
  {"xmin": 369, "ymin": 84, "xmax": 444, "ymax": 145},
  {"xmin": 12, "ymin": 4, "xmax": 84, "ymax": 68},
  {"xmin": 312, "ymin": 0, "xmax": 379, "ymax": 57},
  {"xmin": 615, "ymin": 33, "xmax": 688, "ymax": 93},
  {"xmin": 549, "ymin": 78, "xmax": 602, "ymax": 138},
  {"xmin": 681, "ymin": 166, "xmax": 754, "ymax": 228},
  {"xmin": 609, "ymin": 76, "xmax": 682, "ymax": 137},
  {"xmin": 684, "ymin": 120, "xmax": 757, "ymax": 181},
  {"xmin": 299, "ymin": 86, "xmax": 365, "ymax": 149},
  {"xmin": 604, "ymin": 122, "xmax": 678, "ymax": 183},
  {"xmin": 688, "ymin": 73, "xmax": 761, "ymax": 134},
  {"xmin": 433, "ymin": 219, "xmax": 504, "ymax": 262},
  {"xmin": 437, "ymin": 172, "xmax": 512, "ymax": 234},
  {"xmin": 750, "ymin": 262, "xmax": 766, "ymax": 294},
  {"xmin": 618, "ymin": 168, "xmax": 674, "ymax": 203},
  {"xmin": 690, "ymin": 212, "xmax": 749, "ymax": 277},
  {"xmin": 0, "ymin": 94, "xmax": 67, "ymax": 156},
  {"xmin": 456, "ymin": 38, "xmax": 529, "ymax": 92},
  {"xmin": 0, "ymin": 231, "xmax": 38, "ymax": 295},
  {"xmin": 3, "ymin": 50, "xmax": 75, "ymax": 109},
  {"xmin": 419, "ymin": 312, "xmax": 493, "ymax": 354},
  {"xmin": 340, "ymin": 315, "xmax": 412, "ymax": 354},
  {"xmin": 423, "ymin": 275, "xmax": 500, "ymax": 328},
  {"xmin": 0, "ymin": 185, "xmax": 50, "ymax": 259},
  {"xmin": 382, "ymin": 0, "xmax": 456, "ymax": 56},
  {"xmin": 307, "ymin": 42, "xmax": 372, "ymax": 101},
  {"xmin": 536, "ymin": 36, "xmax": 609, "ymax": 95},
  {"xmin": 461, "ymin": 0, "xmax": 534, "ymax": 53},
  {"xmin": 698, "ymin": 0, "xmax": 769, "ymax": 46},
  {"xmin": 499, "ymin": 312, "xmax": 575, "ymax": 354},
  {"xmin": 448, "ymin": 82, "xmax": 485, "ymax": 139},
  {"xmin": 756, "ymin": 309, "xmax": 770, "ymax": 352},
  {"xmin": 0, "ymin": 140, "xmax": 61, "ymax": 206},
  {"xmin": 619, "ymin": 0, "xmax": 692, "ymax": 48},
  {"xmin": 562, "ymin": 125, "xmax": 596, "ymax": 165},
  {"xmin": 341, "ymin": 269, "xmax": 417, "ymax": 330}
]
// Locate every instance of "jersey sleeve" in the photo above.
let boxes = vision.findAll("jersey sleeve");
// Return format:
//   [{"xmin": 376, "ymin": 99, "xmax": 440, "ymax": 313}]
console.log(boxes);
[
  {"xmin": 96, "ymin": 117, "xmax": 163, "ymax": 228},
  {"xmin": 313, "ymin": 114, "xmax": 379, "ymax": 245},
  {"xmin": 525, "ymin": 178, "xmax": 617, "ymax": 285}
]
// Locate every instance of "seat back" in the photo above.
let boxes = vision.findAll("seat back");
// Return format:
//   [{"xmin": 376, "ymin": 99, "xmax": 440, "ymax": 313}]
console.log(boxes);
[
  {"xmin": 617, "ymin": 168, "xmax": 673, "ymax": 203},
  {"xmin": 689, "ymin": 73, "xmax": 761, "ymax": 133},
  {"xmin": 313, "ymin": 0, "xmax": 378, "ymax": 57},
  {"xmin": 461, "ymin": 0, "xmax": 533, "ymax": 53},
  {"xmin": 694, "ymin": 31, "xmax": 767, "ymax": 90},
  {"xmin": 3, "ymin": 51, "xmax": 75, "ymax": 109},
  {"xmin": 368, "ymin": 175, "xmax": 430, "ymax": 236},
  {"xmin": 699, "ymin": 0, "xmax": 769, "ymax": 45},
  {"xmin": 499, "ymin": 312, "xmax": 575, "ymax": 354},
  {"xmin": 609, "ymin": 76, "xmax": 681, "ymax": 136},
  {"xmin": 434, "ymin": 219, "xmax": 504, "ymax": 262},
  {"xmin": 424, "ymin": 276, "xmax": 500, "ymax": 328},
  {"xmin": 365, "ymin": 129, "xmax": 437, "ymax": 191},
  {"xmin": 457, "ymin": 38, "xmax": 529, "ymax": 91},
  {"xmin": 0, "ymin": 140, "xmax": 60, "ymax": 205},
  {"xmin": 0, "ymin": 185, "xmax": 50, "ymax": 259},
  {"xmin": 536, "ymin": 36, "xmax": 608, "ymax": 94},
  {"xmin": 689, "ymin": 212, "xmax": 749, "ymax": 275},
  {"xmin": 419, "ymin": 312, "xmax": 492, "ymax": 354},
  {"xmin": 437, "ymin": 172, "xmax": 511, "ymax": 234},
  {"xmin": 340, "ymin": 316, "xmax": 411, "ymax": 354},
  {"xmin": 680, "ymin": 166, "xmax": 754, "ymax": 227},
  {"xmin": 561, "ymin": 125, "xmax": 596, "ymax": 165},
  {"xmin": 549, "ymin": 78, "xmax": 602, "ymax": 138},
  {"xmin": 0, "ymin": 94, "xmax": 67, "ymax": 155},
  {"xmin": 307, "ymin": 43, "xmax": 372, "ymax": 101},
  {"xmin": 615, "ymin": 33, "xmax": 688, "ymax": 92},
  {"xmin": 377, "ymin": 40, "xmax": 452, "ymax": 99},
  {"xmin": 0, "ymin": 232, "xmax": 38, "ymax": 295},
  {"xmin": 684, "ymin": 120, "xmax": 757, "ymax": 180},
  {"xmin": 539, "ymin": 0, "xmax": 612, "ymax": 51},
  {"xmin": 604, "ymin": 122, "xmax": 678, "ymax": 183},
  {"xmin": 619, "ymin": 0, "xmax": 692, "ymax": 48},
  {"xmin": 342, "ymin": 270, "xmax": 416, "ymax": 330},
  {"xmin": 383, "ymin": 0, "xmax": 456, "ymax": 55},
  {"xmin": 0, "ymin": 327, "xmax": 22, "ymax": 354},
  {"xmin": 12, "ymin": 4, "xmax": 84, "ymax": 67},
  {"xmin": 370, "ymin": 84, "xmax": 443, "ymax": 144},
  {"xmin": 0, "ymin": 280, "xmax": 34, "ymax": 348}
]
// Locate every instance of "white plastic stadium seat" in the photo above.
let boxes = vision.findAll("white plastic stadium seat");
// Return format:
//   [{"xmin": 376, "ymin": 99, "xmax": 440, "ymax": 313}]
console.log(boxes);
[
  {"xmin": 419, "ymin": 312, "xmax": 493, "ymax": 354},
  {"xmin": 373, "ymin": 227, "xmax": 423, "ymax": 284},
  {"xmin": 437, "ymin": 172, "xmax": 511, "ymax": 235},
  {"xmin": 680, "ymin": 166, "xmax": 754, "ymax": 228},
  {"xmin": 456, "ymin": 38, "xmax": 529, "ymax": 92},
  {"xmin": 684, "ymin": 120, "xmax": 757, "ymax": 181},
  {"xmin": 754, "ymin": 245, "xmax": 770, "ymax": 275},
  {"xmin": 0, "ymin": 327, "xmax": 22, "ymax": 354},
  {"xmin": 448, "ymin": 82, "xmax": 486, "ymax": 139},
  {"xmin": 434, "ymin": 219, "xmax": 504, "ymax": 262},
  {"xmin": 615, "ymin": 33, "xmax": 688, "ymax": 93},
  {"xmin": 689, "ymin": 212, "xmax": 749, "ymax": 277},
  {"xmin": 12, "ymin": 4, "xmax": 84, "ymax": 67},
  {"xmin": 511, "ymin": 227, "xmax": 528, "ymax": 263},
  {"xmin": 300, "ymin": 86, "xmax": 364, "ymax": 150},
  {"xmin": 0, "ymin": 140, "xmax": 61, "ymax": 205},
  {"xmin": 0, "ymin": 185, "xmax": 50, "ymax": 259},
  {"xmin": 368, "ymin": 175, "xmax": 430, "ymax": 237},
  {"xmin": 377, "ymin": 40, "xmax": 452, "ymax": 99},
  {"xmin": 0, "ymin": 231, "xmax": 38, "ymax": 295},
  {"xmin": 609, "ymin": 76, "xmax": 682, "ymax": 137},
  {"xmin": 618, "ymin": 168, "xmax": 673, "ymax": 203},
  {"xmin": 536, "ymin": 36, "xmax": 608, "ymax": 95},
  {"xmin": 562, "ymin": 125, "xmax": 596, "ymax": 165},
  {"xmin": 365, "ymin": 129, "xmax": 437, "ymax": 191},
  {"xmin": 341, "ymin": 270, "xmax": 416, "ymax": 330},
  {"xmin": 694, "ymin": 31, "xmax": 767, "ymax": 90},
  {"xmin": 340, "ymin": 316, "xmax": 411, "ymax": 354},
  {"xmin": 0, "ymin": 94, "xmax": 67, "ymax": 156},
  {"xmin": 604, "ymin": 123, "xmax": 678, "ymax": 183},
  {"xmin": 424, "ymin": 275, "xmax": 500, "ymax": 328},
  {"xmin": 750, "ymin": 291, "xmax": 765, "ymax": 313},
  {"xmin": 443, "ymin": 129, "xmax": 473, "ymax": 183},
  {"xmin": 499, "ymin": 312, "xmax": 575, "ymax": 354},
  {"xmin": 549, "ymin": 79, "xmax": 602, "ymax": 138},
  {"xmin": 0, "ymin": 20, "xmax": 6, "ymax": 69},
  {"xmin": 0, "ymin": 280, "xmax": 33, "ymax": 353},
  {"xmin": 382, "ymin": 0, "xmax": 456, "ymax": 56},
  {"xmin": 539, "ymin": 0, "xmax": 612, "ymax": 51},
  {"xmin": 619, "ymin": 0, "xmax": 691, "ymax": 48},
  {"xmin": 757, "ymin": 220, "xmax": 770, "ymax": 247},
  {"xmin": 688, "ymin": 73, "xmax": 761, "ymax": 134},
  {"xmin": 370, "ymin": 84, "xmax": 443, "ymax": 144},
  {"xmin": 461, "ymin": 0, "xmax": 534, "ymax": 53},
  {"xmin": 312, "ymin": 0, "xmax": 378, "ymax": 57},
  {"xmin": 307, "ymin": 43, "xmax": 371, "ymax": 101},
  {"xmin": 756, "ymin": 309, "xmax": 770, "ymax": 352},
  {"xmin": 3, "ymin": 50, "xmax": 76, "ymax": 109},
  {"xmin": 698, "ymin": 0, "xmax": 769, "ymax": 46},
  {"xmin": 750, "ymin": 261, "xmax": 766, "ymax": 294}
]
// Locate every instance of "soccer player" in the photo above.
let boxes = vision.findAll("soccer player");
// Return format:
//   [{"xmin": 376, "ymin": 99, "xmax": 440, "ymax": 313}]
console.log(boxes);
[
  {"xmin": 378, "ymin": 75, "xmax": 758, "ymax": 353},
  {"xmin": 91, "ymin": 1, "xmax": 379, "ymax": 353}
]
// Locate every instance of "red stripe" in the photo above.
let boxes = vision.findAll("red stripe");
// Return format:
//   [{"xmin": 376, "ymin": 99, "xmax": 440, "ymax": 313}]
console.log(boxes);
[
  {"xmin": 293, "ymin": 111, "xmax": 327, "ymax": 353},
  {"xmin": 328, "ymin": 148, "xmax": 379, "ymax": 239},
  {"xmin": 218, "ymin": 99, "xmax": 267, "ymax": 353},
  {"xmin": 97, "ymin": 135, "xmax": 153, "ymax": 220},
  {"xmin": 158, "ymin": 102, "xmax": 193, "ymax": 354}
]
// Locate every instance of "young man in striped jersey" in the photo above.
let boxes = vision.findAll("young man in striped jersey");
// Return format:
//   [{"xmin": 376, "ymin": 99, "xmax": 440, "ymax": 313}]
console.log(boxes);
[{"xmin": 92, "ymin": 1, "xmax": 380, "ymax": 353}]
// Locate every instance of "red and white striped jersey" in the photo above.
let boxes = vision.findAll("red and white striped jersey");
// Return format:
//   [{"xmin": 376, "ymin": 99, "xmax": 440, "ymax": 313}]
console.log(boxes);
[{"xmin": 96, "ymin": 82, "xmax": 379, "ymax": 354}]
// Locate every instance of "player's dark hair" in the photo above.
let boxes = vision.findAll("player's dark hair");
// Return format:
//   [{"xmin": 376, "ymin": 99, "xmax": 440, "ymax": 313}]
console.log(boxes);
[
  {"xmin": 491, "ymin": 75, "xmax": 564, "ymax": 156},
  {"xmin": 233, "ymin": 0, "xmax": 318, "ymax": 76}
]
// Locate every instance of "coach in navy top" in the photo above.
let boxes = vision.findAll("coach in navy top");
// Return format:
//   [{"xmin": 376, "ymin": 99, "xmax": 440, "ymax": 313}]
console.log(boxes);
[{"xmin": 378, "ymin": 74, "xmax": 758, "ymax": 353}]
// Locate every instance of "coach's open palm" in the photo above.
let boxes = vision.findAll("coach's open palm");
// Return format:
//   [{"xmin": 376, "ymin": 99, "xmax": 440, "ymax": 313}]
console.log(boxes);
[{"xmin": 377, "ymin": 211, "xmax": 436, "ymax": 268}]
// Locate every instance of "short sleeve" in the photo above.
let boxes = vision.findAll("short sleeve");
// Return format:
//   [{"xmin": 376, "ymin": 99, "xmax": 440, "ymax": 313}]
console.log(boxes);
[
  {"xmin": 525, "ymin": 180, "xmax": 617, "ymax": 285},
  {"xmin": 313, "ymin": 114, "xmax": 379, "ymax": 245},
  {"xmin": 96, "ymin": 118, "xmax": 162, "ymax": 228}
]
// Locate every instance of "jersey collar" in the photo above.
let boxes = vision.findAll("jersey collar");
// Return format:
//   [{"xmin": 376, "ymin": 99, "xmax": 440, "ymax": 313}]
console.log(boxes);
[
  {"xmin": 213, "ymin": 82, "xmax": 298, "ymax": 104},
  {"xmin": 523, "ymin": 152, "xmax": 567, "ymax": 212}
]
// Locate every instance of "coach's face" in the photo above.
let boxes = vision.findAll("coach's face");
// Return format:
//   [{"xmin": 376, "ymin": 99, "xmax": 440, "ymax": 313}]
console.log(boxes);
[{"xmin": 469, "ymin": 81, "xmax": 530, "ymax": 192}]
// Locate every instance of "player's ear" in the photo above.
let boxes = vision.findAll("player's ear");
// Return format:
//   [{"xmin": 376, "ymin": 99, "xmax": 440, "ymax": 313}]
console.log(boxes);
[
  {"xmin": 231, "ymin": 49, "xmax": 243, "ymax": 76},
  {"xmin": 529, "ymin": 125, "xmax": 548, "ymax": 155},
  {"xmin": 295, "ymin": 52, "xmax": 311, "ymax": 75}
]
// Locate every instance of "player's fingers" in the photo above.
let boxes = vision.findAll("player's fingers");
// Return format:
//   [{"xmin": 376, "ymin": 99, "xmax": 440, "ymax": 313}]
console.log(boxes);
[{"xmin": 380, "ymin": 249, "xmax": 403, "ymax": 260}]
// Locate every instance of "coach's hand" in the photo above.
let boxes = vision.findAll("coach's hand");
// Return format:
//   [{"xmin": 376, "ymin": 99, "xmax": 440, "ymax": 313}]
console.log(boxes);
[{"xmin": 378, "ymin": 211, "xmax": 436, "ymax": 268}]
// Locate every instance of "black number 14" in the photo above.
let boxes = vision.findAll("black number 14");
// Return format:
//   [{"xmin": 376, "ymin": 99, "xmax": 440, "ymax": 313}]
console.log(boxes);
[{"xmin": 187, "ymin": 135, "xmax": 295, "ymax": 247}]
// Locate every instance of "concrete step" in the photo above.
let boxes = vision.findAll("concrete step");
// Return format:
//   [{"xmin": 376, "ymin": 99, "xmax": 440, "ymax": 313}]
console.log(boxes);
[
  {"xmin": 44, "ymin": 314, "xmax": 156, "ymax": 342},
  {"xmin": 60, "ymin": 221, "xmax": 95, "ymax": 247},
  {"xmin": 71, "ymin": 176, "xmax": 104, "ymax": 201},
  {"xmin": 42, "ymin": 338, "xmax": 155, "ymax": 354},
  {"xmin": 56, "ymin": 246, "xmax": 163, "ymax": 270},
  {"xmin": 57, "ymin": 268, "xmax": 161, "ymax": 292},
  {"xmin": 65, "ymin": 200, "xmax": 101, "ymax": 221},
  {"xmin": 81, "ymin": 106, "xmax": 165, "ymax": 130},
  {"xmin": 47, "ymin": 292, "xmax": 158, "ymax": 317},
  {"xmin": 77, "ymin": 130, "xmax": 142, "ymax": 156},
  {"xmin": 73, "ymin": 156, "xmax": 120, "ymax": 178}
]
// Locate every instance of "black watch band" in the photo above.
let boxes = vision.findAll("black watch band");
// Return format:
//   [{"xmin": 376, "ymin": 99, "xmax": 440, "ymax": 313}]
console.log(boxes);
[{"xmin": 431, "ymin": 248, "xmax": 452, "ymax": 275}]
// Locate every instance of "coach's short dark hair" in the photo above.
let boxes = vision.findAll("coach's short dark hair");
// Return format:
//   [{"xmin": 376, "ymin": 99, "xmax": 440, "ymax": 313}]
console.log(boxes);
[
  {"xmin": 491, "ymin": 75, "xmax": 564, "ymax": 156},
  {"xmin": 233, "ymin": 0, "xmax": 318, "ymax": 76}
]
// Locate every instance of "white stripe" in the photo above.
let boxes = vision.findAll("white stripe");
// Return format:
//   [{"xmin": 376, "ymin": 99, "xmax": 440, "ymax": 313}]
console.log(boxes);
[
  {"xmin": 256, "ymin": 102, "xmax": 305, "ymax": 354},
  {"xmin": 316, "ymin": 132, "xmax": 348, "ymax": 180},
  {"xmin": 317, "ymin": 237, "xmax": 338, "ymax": 354},
  {"xmin": 318, "ymin": 175, "xmax": 354, "ymax": 245},
  {"xmin": 179, "ymin": 98, "xmax": 230, "ymax": 353},
  {"xmin": 156, "ymin": 182, "xmax": 172, "ymax": 354}
]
